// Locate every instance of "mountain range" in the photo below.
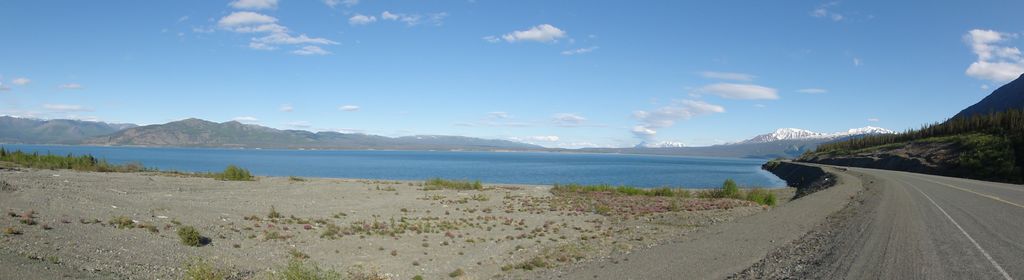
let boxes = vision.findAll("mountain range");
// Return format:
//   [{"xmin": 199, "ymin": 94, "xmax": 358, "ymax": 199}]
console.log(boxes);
[{"xmin": 0, "ymin": 115, "xmax": 895, "ymax": 158}]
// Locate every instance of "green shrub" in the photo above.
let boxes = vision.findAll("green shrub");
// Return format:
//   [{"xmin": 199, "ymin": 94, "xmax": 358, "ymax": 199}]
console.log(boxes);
[
  {"xmin": 424, "ymin": 178, "xmax": 483, "ymax": 190},
  {"xmin": 177, "ymin": 226, "xmax": 204, "ymax": 247},
  {"xmin": 448, "ymin": 268, "xmax": 465, "ymax": 278},
  {"xmin": 215, "ymin": 165, "xmax": 253, "ymax": 181},
  {"xmin": 109, "ymin": 216, "xmax": 135, "ymax": 229},
  {"xmin": 551, "ymin": 183, "xmax": 678, "ymax": 197},
  {"xmin": 276, "ymin": 259, "xmax": 341, "ymax": 280},
  {"xmin": 744, "ymin": 188, "xmax": 777, "ymax": 206},
  {"xmin": 268, "ymin": 205, "xmax": 282, "ymax": 219},
  {"xmin": 183, "ymin": 257, "xmax": 228, "ymax": 280},
  {"xmin": 289, "ymin": 176, "xmax": 307, "ymax": 182},
  {"xmin": 721, "ymin": 179, "xmax": 740, "ymax": 198},
  {"xmin": 0, "ymin": 148, "xmax": 146, "ymax": 172}
]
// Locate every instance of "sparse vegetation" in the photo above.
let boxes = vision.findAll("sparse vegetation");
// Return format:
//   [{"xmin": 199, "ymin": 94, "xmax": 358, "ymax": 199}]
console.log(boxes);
[
  {"xmin": 268, "ymin": 205, "xmax": 282, "ymax": 219},
  {"xmin": 213, "ymin": 165, "xmax": 254, "ymax": 181},
  {"xmin": 182, "ymin": 257, "xmax": 228, "ymax": 280},
  {"xmin": 109, "ymin": 216, "xmax": 135, "ymax": 229},
  {"xmin": 551, "ymin": 183, "xmax": 681, "ymax": 197},
  {"xmin": 448, "ymin": 268, "xmax": 465, "ymax": 278},
  {"xmin": 3, "ymin": 227, "xmax": 20, "ymax": 235},
  {"xmin": 0, "ymin": 147, "xmax": 146, "ymax": 172},
  {"xmin": 275, "ymin": 259, "xmax": 342, "ymax": 280},
  {"xmin": 289, "ymin": 176, "xmax": 307, "ymax": 182},
  {"xmin": 177, "ymin": 226, "xmax": 205, "ymax": 247},
  {"xmin": 424, "ymin": 178, "xmax": 483, "ymax": 190},
  {"xmin": 744, "ymin": 188, "xmax": 777, "ymax": 206}
]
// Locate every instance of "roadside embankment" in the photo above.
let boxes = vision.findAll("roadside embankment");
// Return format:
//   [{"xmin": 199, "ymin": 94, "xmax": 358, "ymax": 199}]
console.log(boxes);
[{"xmin": 762, "ymin": 160, "xmax": 837, "ymax": 198}]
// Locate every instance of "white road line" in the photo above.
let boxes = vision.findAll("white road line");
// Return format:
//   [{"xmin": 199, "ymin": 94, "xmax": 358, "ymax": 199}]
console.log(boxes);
[{"xmin": 905, "ymin": 181, "xmax": 1013, "ymax": 280}]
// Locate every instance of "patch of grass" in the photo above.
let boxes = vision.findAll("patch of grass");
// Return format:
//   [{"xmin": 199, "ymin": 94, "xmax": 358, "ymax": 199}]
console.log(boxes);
[
  {"xmin": 448, "ymin": 268, "xmax": 465, "ymax": 278},
  {"xmin": 109, "ymin": 216, "xmax": 134, "ymax": 229},
  {"xmin": 551, "ymin": 183, "xmax": 680, "ymax": 197},
  {"xmin": 289, "ymin": 248, "xmax": 310, "ymax": 260},
  {"xmin": 177, "ymin": 226, "xmax": 206, "ymax": 247},
  {"xmin": 469, "ymin": 193, "xmax": 489, "ymax": 201},
  {"xmin": 744, "ymin": 188, "xmax": 777, "ymax": 206},
  {"xmin": 213, "ymin": 165, "xmax": 254, "ymax": 181},
  {"xmin": 268, "ymin": 205, "xmax": 282, "ymax": 219},
  {"xmin": 423, "ymin": 178, "xmax": 483, "ymax": 191},
  {"xmin": 288, "ymin": 176, "xmax": 307, "ymax": 182},
  {"xmin": 275, "ymin": 259, "xmax": 342, "ymax": 280},
  {"xmin": 3, "ymin": 227, "xmax": 20, "ymax": 235},
  {"xmin": 182, "ymin": 257, "xmax": 228, "ymax": 280}
]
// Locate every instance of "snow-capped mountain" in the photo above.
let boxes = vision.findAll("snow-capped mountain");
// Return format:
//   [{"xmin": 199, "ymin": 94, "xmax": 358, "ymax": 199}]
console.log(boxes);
[
  {"xmin": 635, "ymin": 141, "xmax": 686, "ymax": 148},
  {"xmin": 740, "ymin": 126, "xmax": 895, "ymax": 144}
]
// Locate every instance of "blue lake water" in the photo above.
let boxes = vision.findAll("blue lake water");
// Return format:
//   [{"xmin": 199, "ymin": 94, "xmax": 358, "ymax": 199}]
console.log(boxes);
[{"xmin": 0, "ymin": 144, "xmax": 785, "ymax": 188}]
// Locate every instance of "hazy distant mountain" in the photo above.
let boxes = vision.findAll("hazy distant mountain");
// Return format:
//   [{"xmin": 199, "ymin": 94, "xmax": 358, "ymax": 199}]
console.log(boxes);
[
  {"xmin": 582, "ymin": 139, "xmax": 824, "ymax": 159},
  {"xmin": 954, "ymin": 73, "xmax": 1024, "ymax": 119},
  {"xmin": 740, "ymin": 126, "xmax": 895, "ymax": 144},
  {"xmin": 634, "ymin": 141, "xmax": 686, "ymax": 148},
  {"xmin": 87, "ymin": 118, "xmax": 543, "ymax": 150},
  {"xmin": 0, "ymin": 116, "xmax": 136, "ymax": 144}
]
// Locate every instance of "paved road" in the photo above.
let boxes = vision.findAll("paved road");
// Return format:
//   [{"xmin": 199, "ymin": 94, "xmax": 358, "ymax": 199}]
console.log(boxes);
[{"xmin": 817, "ymin": 166, "xmax": 1024, "ymax": 279}]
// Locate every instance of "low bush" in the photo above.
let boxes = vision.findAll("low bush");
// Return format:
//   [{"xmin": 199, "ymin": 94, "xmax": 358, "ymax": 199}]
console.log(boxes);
[
  {"xmin": 182, "ymin": 257, "xmax": 228, "ymax": 280},
  {"xmin": 177, "ymin": 226, "xmax": 205, "ymax": 247},
  {"xmin": 551, "ymin": 183, "xmax": 680, "ymax": 197},
  {"xmin": 276, "ymin": 259, "xmax": 342, "ymax": 280},
  {"xmin": 214, "ymin": 165, "xmax": 253, "ymax": 181},
  {"xmin": 424, "ymin": 178, "xmax": 483, "ymax": 190},
  {"xmin": 109, "ymin": 216, "xmax": 134, "ymax": 229},
  {"xmin": 0, "ymin": 148, "xmax": 146, "ymax": 172},
  {"xmin": 744, "ymin": 188, "xmax": 777, "ymax": 206}
]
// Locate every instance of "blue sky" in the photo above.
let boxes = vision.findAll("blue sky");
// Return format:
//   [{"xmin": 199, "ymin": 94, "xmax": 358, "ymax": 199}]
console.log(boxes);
[{"xmin": 1, "ymin": 0, "xmax": 1022, "ymax": 148}]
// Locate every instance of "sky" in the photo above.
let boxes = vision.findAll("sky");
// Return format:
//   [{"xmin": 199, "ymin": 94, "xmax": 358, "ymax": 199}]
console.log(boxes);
[{"xmin": 1, "ymin": 0, "xmax": 1023, "ymax": 148}]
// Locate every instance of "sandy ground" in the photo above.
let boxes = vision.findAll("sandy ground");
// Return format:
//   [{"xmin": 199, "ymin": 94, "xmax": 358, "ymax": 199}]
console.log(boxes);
[{"xmin": 0, "ymin": 168, "xmax": 792, "ymax": 279}]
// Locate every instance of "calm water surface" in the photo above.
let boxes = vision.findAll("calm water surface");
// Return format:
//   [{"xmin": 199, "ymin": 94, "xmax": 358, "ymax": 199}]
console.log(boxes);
[{"xmin": 1, "ymin": 144, "xmax": 785, "ymax": 188}]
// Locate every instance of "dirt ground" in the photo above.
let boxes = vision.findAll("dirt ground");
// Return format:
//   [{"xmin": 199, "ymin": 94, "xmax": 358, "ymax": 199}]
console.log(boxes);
[{"xmin": 0, "ymin": 168, "xmax": 791, "ymax": 279}]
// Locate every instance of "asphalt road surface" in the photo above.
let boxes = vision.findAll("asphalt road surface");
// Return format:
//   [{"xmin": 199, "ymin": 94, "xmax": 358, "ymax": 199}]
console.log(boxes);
[{"xmin": 809, "ymin": 166, "xmax": 1023, "ymax": 280}]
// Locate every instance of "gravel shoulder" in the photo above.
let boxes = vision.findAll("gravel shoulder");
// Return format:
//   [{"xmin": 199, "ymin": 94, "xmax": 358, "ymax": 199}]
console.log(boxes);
[
  {"xmin": 0, "ymin": 168, "xmax": 782, "ymax": 279},
  {"xmin": 548, "ymin": 165, "xmax": 863, "ymax": 280}
]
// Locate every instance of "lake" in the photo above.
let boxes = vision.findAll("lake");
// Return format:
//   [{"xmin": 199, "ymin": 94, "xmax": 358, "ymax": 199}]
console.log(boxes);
[{"xmin": 0, "ymin": 144, "xmax": 786, "ymax": 188}]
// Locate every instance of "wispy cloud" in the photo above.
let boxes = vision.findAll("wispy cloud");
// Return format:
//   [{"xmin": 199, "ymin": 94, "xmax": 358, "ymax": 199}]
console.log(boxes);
[
  {"xmin": 964, "ymin": 29, "xmax": 1024, "ymax": 82},
  {"xmin": 499, "ymin": 24, "xmax": 566, "ymax": 43},
  {"xmin": 292, "ymin": 46, "xmax": 330, "ymax": 56},
  {"xmin": 632, "ymin": 100, "xmax": 725, "ymax": 140},
  {"xmin": 11, "ymin": 77, "xmax": 30, "ymax": 86},
  {"xmin": 379, "ymin": 11, "xmax": 447, "ymax": 26},
  {"xmin": 853, "ymin": 57, "xmax": 863, "ymax": 66},
  {"xmin": 561, "ymin": 46, "xmax": 598, "ymax": 56},
  {"xmin": 698, "ymin": 83, "xmax": 779, "ymax": 100},
  {"xmin": 230, "ymin": 0, "xmax": 278, "ymax": 10},
  {"xmin": 811, "ymin": 2, "xmax": 844, "ymax": 22},
  {"xmin": 323, "ymin": 0, "xmax": 358, "ymax": 8},
  {"xmin": 339, "ymin": 105, "xmax": 360, "ymax": 112},
  {"xmin": 482, "ymin": 36, "xmax": 500, "ymax": 43},
  {"xmin": 279, "ymin": 104, "xmax": 294, "ymax": 112},
  {"xmin": 699, "ymin": 71, "xmax": 756, "ymax": 82},
  {"xmin": 867, "ymin": 118, "xmax": 880, "ymax": 122},
  {"xmin": 797, "ymin": 88, "xmax": 828, "ymax": 94},
  {"xmin": 58, "ymin": 83, "xmax": 84, "ymax": 90},
  {"xmin": 232, "ymin": 116, "xmax": 260, "ymax": 123},
  {"xmin": 349, "ymin": 14, "xmax": 377, "ymax": 25},
  {"xmin": 552, "ymin": 113, "xmax": 587, "ymax": 127},
  {"xmin": 43, "ymin": 104, "xmax": 91, "ymax": 112}
]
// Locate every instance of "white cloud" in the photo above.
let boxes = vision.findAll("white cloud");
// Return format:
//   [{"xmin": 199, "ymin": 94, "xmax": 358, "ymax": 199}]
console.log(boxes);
[
  {"xmin": 59, "ymin": 83, "xmax": 84, "ymax": 90},
  {"xmin": 867, "ymin": 118, "xmax": 880, "ymax": 122},
  {"xmin": 292, "ymin": 46, "xmax": 330, "ymax": 56},
  {"xmin": 339, "ymin": 105, "xmax": 360, "ymax": 111},
  {"xmin": 279, "ymin": 104, "xmax": 294, "ymax": 112},
  {"xmin": 527, "ymin": 136, "xmax": 560, "ymax": 142},
  {"xmin": 552, "ymin": 113, "xmax": 586, "ymax": 126},
  {"xmin": 561, "ymin": 46, "xmax": 598, "ymax": 56},
  {"xmin": 349, "ymin": 14, "xmax": 377, "ymax": 25},
  {"xmin": 177, "ymin": 16, "xmax": 189, "ymax": 23},
  {"xmin": 797, "ymin": 88, "xmax": 828, "ymax": 94},
  {"xmin": 230, "ymin": 0, "xmax": 278, "ymax": 10},
  {"xmin": 487, "ymin": 111, "xmax": 510, "ymax": 119},
  {"xmin": 964, "ymin": 29, "xmax": 1024, "ymax": 82},
  {"xmin": 11, "ymin": 77, "xmax": 30, "ymax": 86},
  {"xmin": 285, "ymin": 121, "xmax": 311, "ymax": 129},
  {"xmin": 811, "ymin": 3, "xmax": 844, "ymax": 22},
  {"xmin": 324, "ymin": 0, "xmax": 359, "ymax": 8},
  {"xmin": 632, "ymin": 99, "xmax": 725, "ymax": 139},
  {"xmin": 43, "ymin": 104, "xmax": 90, "ymax": 112},
  {"xmin": 698, "ymin": 83, "xmax": 779, "ymax": 100},
  {"xmin": 378, "ymin": 11, "xmax": 447, "ymax": 26},
  {"xmin": 232, "ymin": 116, "xmax": 260, "ymax": 123},
  {"xmin": 700, "ymin": 71, "xmax": 756, "ymax": 81},
  {"xmin": 501, "ymin": 24, "xmax": 566, "ymax": 43},
  {"xmin": 217, "ymin": 12, "xmax": 337, "ymax": 53},
  {"xmin": 482, "ymin": 36, "xmax": 500, "ymax": 43},
  {"xmin": 853, "ymin": 58, "xmax": 863, "ymax": 66}
]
